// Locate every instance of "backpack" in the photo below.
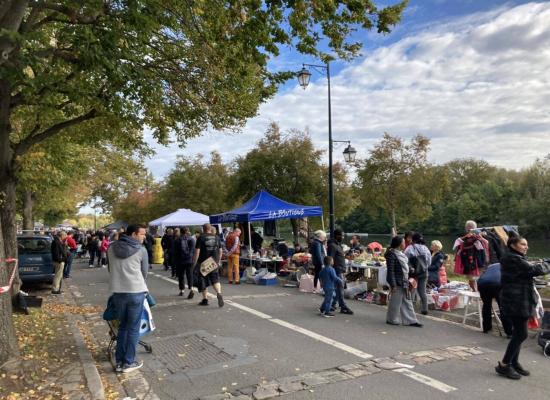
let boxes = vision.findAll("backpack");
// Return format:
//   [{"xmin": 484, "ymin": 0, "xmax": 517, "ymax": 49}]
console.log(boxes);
[
  {"xmin": 408, "ymin": 245, "xmax": 428, "ymax": 278},
  {"xmin": 537, "ymin": 311, "xmax": 550, "ymax": 357},
  {"xmin": 181, "ymin": 235, "xmax": 192, "ymax": 258},
  {"xmin": 459, "ymin": 235, "xmax": 485, "ymax": 274}
]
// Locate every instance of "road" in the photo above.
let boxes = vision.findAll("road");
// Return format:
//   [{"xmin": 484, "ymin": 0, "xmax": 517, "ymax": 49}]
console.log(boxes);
[{"xmin": 59, "ymin": 258, "xmax": 550, "ymax": 400}]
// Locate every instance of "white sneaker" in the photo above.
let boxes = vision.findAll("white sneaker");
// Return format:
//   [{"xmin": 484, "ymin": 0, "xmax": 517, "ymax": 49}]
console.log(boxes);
[{"xmin": 122, "ymin": 360, "xmax": 143, "ymax": 373}]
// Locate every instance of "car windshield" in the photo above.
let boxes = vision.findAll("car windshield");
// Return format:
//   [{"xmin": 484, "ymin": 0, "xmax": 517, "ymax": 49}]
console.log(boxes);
[{"xmin": 18, "ymin": 238, "xmax": 50, "ymax": 254}]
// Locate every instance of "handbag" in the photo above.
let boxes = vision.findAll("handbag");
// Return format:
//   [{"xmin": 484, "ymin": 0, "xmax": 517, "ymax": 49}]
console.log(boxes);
[
  {"xmin": 146, "ymin": 293, "xmax": 157, "ymax": 307},
  {"xmin": 200, "ymin": 257, "xmax": 219, "ymax": 276}
]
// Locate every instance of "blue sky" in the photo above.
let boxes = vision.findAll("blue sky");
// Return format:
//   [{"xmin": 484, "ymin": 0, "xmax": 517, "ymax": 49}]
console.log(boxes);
[{"xmin": 144, "ymin": 0, "xmax": 550, "ymax": 179}]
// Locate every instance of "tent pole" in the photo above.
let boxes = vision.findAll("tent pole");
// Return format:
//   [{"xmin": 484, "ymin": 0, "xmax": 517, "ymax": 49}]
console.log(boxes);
[{"xmin": 248, "ymin": 222, "xmax": 252, "ymax": 254}]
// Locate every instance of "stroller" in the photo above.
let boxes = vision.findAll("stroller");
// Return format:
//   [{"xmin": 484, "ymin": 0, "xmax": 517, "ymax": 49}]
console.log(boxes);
[
  {"xmin": 537, "ymin": 311, "xmax": 550, "ymax": 357},
  {"xmin": 103, "ymin": 296, "xmax": 154, "ymax": 368}
]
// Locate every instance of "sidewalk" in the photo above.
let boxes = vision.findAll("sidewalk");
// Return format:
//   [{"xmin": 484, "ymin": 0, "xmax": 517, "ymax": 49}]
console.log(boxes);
[{"xmin": 0, "ymin": 282, "xmax": 114, "ymax": 400}]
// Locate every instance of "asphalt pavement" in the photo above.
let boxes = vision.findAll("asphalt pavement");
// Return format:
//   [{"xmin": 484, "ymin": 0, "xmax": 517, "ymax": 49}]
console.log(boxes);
[{"xmin": 64, "ymin": 258, "xmax": 550, "ymax": 400}]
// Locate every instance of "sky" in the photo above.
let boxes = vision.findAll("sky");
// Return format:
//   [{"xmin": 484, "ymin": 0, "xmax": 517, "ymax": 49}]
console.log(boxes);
[{"xmin": 144, "ymin": 0, "xmax": 550, "ymax": 180}]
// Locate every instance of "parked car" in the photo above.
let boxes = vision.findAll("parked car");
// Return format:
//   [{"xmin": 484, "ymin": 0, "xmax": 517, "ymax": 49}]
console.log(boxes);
[{"xmin": 17, "ymin": 235, "xmax": 54, "ymax": 284}]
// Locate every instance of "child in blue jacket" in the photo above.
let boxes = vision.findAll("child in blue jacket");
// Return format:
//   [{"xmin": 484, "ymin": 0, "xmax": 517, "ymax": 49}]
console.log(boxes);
[{"xmin": 318, "ymin": 256, "xmax": 343, "ymax": 317}]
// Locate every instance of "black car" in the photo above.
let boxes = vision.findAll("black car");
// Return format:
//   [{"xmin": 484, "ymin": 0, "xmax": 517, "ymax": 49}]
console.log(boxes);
[{"xmin": 17, "ymin": 235, "xmax": 54, "ymax": 284}]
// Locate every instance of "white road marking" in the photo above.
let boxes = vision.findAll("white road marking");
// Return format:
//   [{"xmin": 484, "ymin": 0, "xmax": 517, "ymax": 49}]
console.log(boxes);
[
  {"xmin": 270, "ymin": 318, "xmax": 373, "ymax": 359},
  {"xmin": 394, "ymin": 368, "xmax": 457, "ymax": 393},
  {"xmin": 150, "ymin": 272, "xmax": 463, "ymax": 393},
  {"xmin": 225, "ymin": 299, "xmax": 272, "ymax": 319},
  {"xmin": 151, "ymin": 272, "xmax": 372, "ymax": 359}
]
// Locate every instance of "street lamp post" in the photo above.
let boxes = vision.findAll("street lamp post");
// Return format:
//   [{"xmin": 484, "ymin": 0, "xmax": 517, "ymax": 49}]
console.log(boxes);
[{"xmin": 298, "ymin": 63, "xmax": 357, "ymax": 236}]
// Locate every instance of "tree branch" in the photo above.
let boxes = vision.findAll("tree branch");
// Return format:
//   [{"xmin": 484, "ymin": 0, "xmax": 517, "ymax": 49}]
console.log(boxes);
[{"xmin": 14, "ymin": 109, "xmax": 97, "ymax": 156}]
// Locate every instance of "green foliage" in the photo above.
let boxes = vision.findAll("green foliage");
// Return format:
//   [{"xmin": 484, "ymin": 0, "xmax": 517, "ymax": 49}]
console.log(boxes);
[{"xmin": 355, "ymin": 133, "xmax": 445, "ymax": 232}]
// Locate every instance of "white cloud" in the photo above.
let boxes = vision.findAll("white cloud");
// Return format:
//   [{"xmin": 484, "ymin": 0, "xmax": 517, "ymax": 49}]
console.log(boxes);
[{"xmin": 145, "ymin": 2, "xmax": 550, "ymax": 178}]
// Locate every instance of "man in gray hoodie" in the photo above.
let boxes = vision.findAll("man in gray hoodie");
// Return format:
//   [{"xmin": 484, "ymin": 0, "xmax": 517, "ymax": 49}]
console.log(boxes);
[{"xmin": 108, "ymin": 224, "xmax": 149, "ymax": 373}]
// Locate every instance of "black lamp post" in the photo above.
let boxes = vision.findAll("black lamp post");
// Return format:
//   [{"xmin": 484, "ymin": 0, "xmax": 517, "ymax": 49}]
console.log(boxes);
[{"xmin": 298, "ymin": 63, "xmax": 357, "ymax": 236}]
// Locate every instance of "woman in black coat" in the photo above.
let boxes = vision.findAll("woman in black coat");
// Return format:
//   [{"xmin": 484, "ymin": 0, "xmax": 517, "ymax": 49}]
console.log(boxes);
[{"xmin": 495, "ymin": 236, "xmax": 550, "ymax": 380}]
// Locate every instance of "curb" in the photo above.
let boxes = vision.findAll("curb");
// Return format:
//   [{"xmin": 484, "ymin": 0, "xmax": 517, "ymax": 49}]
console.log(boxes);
[{"xmin": 66, "ymin": 312, "xmax": 105, "ymax": 400}]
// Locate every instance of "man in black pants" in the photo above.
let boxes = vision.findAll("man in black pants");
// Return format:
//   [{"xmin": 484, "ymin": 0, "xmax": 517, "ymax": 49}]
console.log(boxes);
[
  {"xmin": 327, "ymin": 229, "xmax": 353, "ymax": 315},
  {"xmin": 177, "ymin": 227, "xmax": 196, "ymax": 298}
]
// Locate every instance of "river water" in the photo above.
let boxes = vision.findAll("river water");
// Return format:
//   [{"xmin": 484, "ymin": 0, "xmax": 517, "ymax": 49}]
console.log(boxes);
[{"xmin": 362, "ymin": 234, "xmax": 550, "ymax": 259}]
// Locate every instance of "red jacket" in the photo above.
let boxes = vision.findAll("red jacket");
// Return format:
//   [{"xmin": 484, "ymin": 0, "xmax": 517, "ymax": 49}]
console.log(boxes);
[{"xmin": 65, "ymin": 236, "xmax": 77, "ymax": 250}]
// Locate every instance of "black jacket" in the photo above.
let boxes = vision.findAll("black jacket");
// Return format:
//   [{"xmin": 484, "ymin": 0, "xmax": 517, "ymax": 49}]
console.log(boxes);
[
  {"xmin": 500, "ymin": 249, "xmax": 550, "ymax": 318},
  {"xmin": 428, "ymin": 251, "xmax": 445, "ymax": 285},
  {"xmin": 385, "ymin": 248, "xmax": 405, "ymax": 288},
  {"xmin": 51, "ymin": 236, "xmax": 67, "ymax": 263},
  {"xmin": 327, "ymin": 239, "xmax": 346, "ymax": 274}
]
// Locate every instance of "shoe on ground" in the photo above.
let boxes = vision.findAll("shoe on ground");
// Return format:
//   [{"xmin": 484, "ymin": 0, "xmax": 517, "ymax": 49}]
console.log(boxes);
[
  {"xmin": 495, "ymin": 362, "xmax": 521, "ymax": 380},
  {"xmin": 199, "ymin": 298, "xmax": 209, "ymax": 306},
  {"xmin": 51, "ymin": 290, "xmax": 62, "ymax": 295},
  {"xmin": 340, "ymin": 308, "xmax": 354, "ymax": 315},
  {"xmin": 330, "ymin": 306, "xmax": 336, "ymax": 312},
  {"xmin": 187, "ymin": 291, "xmax": 195, "ymax": 300},
  {"xmin": 512, "ymin": 363, "xmax": 530, "ymax": 376},
  {"xmin": 386, "ymin": 321, "xmax": 400, "ymax": 325},
  {"xmin": 122, "ymin": 360, "xmax": 143, "ymax": 373},
  {"xmin": 235, "ymin": 281, "xmax": 240, "ymax": 285},
  {"xmin": 178, "ymin": 290, "xmax": 183, "ymax": 296},
  {"xmin": 323, "ymin": 312, "xmax": 335, "ymax": 318},
  {"xmin": 421, "ymin": 311, "xmax": 428, "ymax": 315},
  {"xmin": 115, "ymin": 363, "xmax": 123, "ymax": 373},
  {"xmin": 88, "ymin": 265, "xmax": 94, "ymax": 268},
  {"xmin": 408, "ymin": 322, "xmax": 423, "ymax": 327},
  {"xmin": 228, "ymin": 281, "xmax": 233, "ymax": 284},
  {"xmin": 217, "ymin": 293, "xmax": 224, "ymax": 307}
]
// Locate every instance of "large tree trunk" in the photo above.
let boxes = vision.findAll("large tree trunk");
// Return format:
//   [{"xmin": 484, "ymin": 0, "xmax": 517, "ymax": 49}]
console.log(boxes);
[
  {"xmin": 0, "ymin": 201, "xmax": 19, "ymax": 367},
  {"xmin": 0, "ymin": 78, "xmax": 20, "ymax": 366},
  {"xmin": 22, "ymin": 190, "xmax": 34, "ymax": 231}
]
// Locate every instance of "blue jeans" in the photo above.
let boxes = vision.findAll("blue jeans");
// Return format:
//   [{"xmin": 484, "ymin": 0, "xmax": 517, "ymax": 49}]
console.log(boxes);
[
  {"xmin": 321, "ymin": 288, "xmax": 334, "ymax": 314},
  {"xmin": 331, "ymin": 273, "xmax": 348, "ymax": 310},
  {"xmin": 113, "ymin": 292, "xmax": 146, "ymax": 366},
  {"xmin": 63, "ymin": 250, "xmax": 75, "ymax": 277}
]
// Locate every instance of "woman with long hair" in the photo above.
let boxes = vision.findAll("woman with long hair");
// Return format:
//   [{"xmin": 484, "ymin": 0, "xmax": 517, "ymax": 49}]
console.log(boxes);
[{"xmin": 496, "ymin": 236, "xmax": 550, "ymax": 379}]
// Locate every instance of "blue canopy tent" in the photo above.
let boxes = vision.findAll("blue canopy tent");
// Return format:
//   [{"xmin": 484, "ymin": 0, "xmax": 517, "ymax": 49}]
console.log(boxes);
[{"xmin": 210, "ymin": 190, "xmax": 324, "ymax": 247}]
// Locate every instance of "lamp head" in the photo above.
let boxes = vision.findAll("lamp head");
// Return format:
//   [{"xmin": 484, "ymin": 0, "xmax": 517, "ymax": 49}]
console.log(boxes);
[
  {"xmin": 343, "ymin": 144, "xmax": 357, "ymax": 163},
  {"xmin": 297, "ymin": 67, "xmax": 311, "ymax": 89}
]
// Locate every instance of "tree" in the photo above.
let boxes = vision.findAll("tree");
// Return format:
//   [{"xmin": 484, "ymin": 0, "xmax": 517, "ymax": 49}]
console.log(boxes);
[
  {"xmin": 356, "ymin": 133, "xmax": 444, "ymax": 234},
  {"xmin": 153, "ymin": 152, "xmax": 234, "ymax": 217},
  {"xmin": 0, "ymin": 0, "xmax": 407, "ymax": 366},
  {"xmin": 232, "ymin": 123, "xmax": 356, "ymax": 240}
]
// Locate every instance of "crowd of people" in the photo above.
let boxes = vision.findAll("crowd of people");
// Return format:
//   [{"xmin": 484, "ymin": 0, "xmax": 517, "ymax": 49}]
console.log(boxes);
[{"xmin": 44, "ymin": 218, "xmax": 550, "ymax": 380}]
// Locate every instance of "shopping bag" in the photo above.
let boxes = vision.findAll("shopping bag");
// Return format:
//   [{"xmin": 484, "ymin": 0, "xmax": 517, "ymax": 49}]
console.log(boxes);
[
  {"xmin": 200, "ymin": 257, "xmax": 218, "ymax": 276},
  {"xmin": 139, "ymin": 300, "xmax": 156, "ymax": 336},
  {"xmin": 298, "ymin": 274, "xmax": 320, "ymax": 293},
  {"xmin": 528, "ymin": 316, "xmax": 540, "ymax": 330}
]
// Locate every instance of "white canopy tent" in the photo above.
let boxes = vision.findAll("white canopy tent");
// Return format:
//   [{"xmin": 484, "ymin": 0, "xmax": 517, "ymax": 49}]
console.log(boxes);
[{"xmin": 149, "ymin": 208, "xmax": 209, "ymax": 232}]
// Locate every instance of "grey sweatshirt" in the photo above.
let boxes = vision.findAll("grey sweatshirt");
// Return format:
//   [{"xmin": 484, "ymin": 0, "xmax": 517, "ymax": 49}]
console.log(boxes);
[{"xmin": 108, "ymin": 235, "xmax": 149, "ymax": 293}]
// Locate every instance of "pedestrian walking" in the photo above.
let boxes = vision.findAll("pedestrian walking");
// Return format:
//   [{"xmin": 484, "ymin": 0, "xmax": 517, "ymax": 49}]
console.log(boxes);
[
  {"xmin": 385, "ymin": 236, "xmax": 422, "ymax": 327},
  {"xmin": 225, "ymin": 228, "xmax": 241, "ymax": 284},
  {"xmin": 177, "ymin": 227, "xmax": 196, "ymax": 298},
  {"xmin": 404, "ymin": 232, "xmax": 431, "ymax": 315},
  {"xmin": 51, "ymin": 231, "xmax": 68, "ymax": 294},
  {"xmin": 161, "ymin": 228, "xmax": 174, "ymax": 272},
  {"xmin": 100, "ymin": 235, "xmax": 110, "ymax": 268},
  {"xmin": 171, "ymin": 228, "xmax": 181, "ymax": 279},
  {"xmin": 88, "ymin": 234, "xmax": 100, "ymax": 267},
  {"xmin": 495, "ymin": 236, "xmax": 550, "ymax": 380},
  {"xmin": 108, "ymin": 224, "xmax": 149, "ymax": 374},
  {"xmin": 310, "ymin": 230, "xmax": 327, "ymax": 290},
  {"xmin": 327, "ymin": 229, "xmax": 353, "ymax": 315},
  {"xmin": 318, "ymin": 256, "xmax": 342, "ymax": 317},
  {"xmin": 193, "ymin": 223, "xmax": 224, "ymax": 307},
  {"xmin": 63, "ymin": 231, "xmax": 77, "ymax": 278}
]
